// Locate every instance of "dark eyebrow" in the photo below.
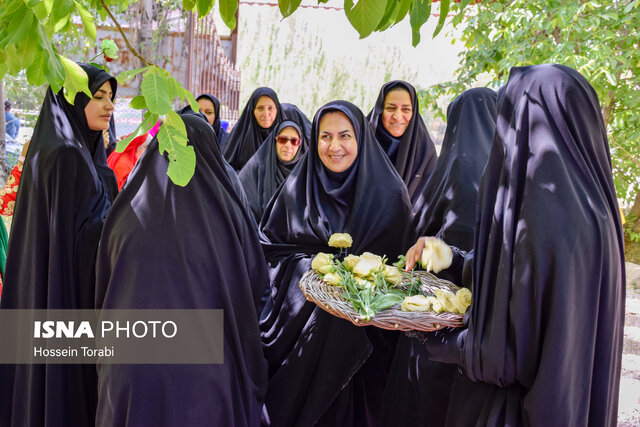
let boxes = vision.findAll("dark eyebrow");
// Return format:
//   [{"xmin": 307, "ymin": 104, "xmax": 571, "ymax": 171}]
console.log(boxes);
[
  {"xmin": 95, "ymin": 89, "xmax": 112, "ymax": 96},
  {"xmin": 338, "ymin": 130, "xmax": 352, "ymax": 135}
]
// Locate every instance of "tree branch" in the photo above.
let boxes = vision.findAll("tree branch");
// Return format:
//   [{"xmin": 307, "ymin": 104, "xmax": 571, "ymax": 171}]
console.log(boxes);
[
  {"xmin": 610, "ymin": 136, "xmax": 640, "ymax": 170},
  {"xmin": 99, "ymin": 0, "xmax": 157, "ymax": 68}
]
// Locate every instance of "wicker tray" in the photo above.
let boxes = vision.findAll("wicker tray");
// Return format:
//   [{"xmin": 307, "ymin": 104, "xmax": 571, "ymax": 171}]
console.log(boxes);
[{"xmin": 299, "ymin": 270, "xmax": 464, "ymax": 332}]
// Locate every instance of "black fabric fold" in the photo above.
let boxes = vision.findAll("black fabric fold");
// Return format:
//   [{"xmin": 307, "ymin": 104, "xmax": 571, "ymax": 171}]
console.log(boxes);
[
  {"xmin": 281, "ymin": 102, "xmax": 312, "ymax": 143},
  {"xmin": 367, "ymin": 80, "xmax": 438, "ymax": 208},
  {"xmin": 408, "ymin": 87, "xmax": 498, "ymax": 251},
  {"xmin": 94, "ymin": 113, "xmax": 269, "ymax": 426},
  {"xmin": 419, "ymin": 64, "xmax": 625, "ymax": 427},
  {"xmin": 0, "ymin": 63, "xmax": 118, "ymax": 427},
  {"xmin": 259, "ymin": 100, "xmax": 411, "ymax": 426},
  {"xmin": 223, "ymin": 87, "xmax": 283, "ymax": 171}
]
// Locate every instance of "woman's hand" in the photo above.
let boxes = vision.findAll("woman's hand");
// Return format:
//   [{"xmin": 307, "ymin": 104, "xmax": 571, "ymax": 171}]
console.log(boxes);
[{"xmin": 405, "ymin": 236, "xmax": 428, "ymax": 271}]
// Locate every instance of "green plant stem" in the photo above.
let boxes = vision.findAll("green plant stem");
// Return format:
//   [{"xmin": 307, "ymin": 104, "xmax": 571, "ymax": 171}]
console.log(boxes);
[
  {"xmin": 99, "ymin": 0, "xmax": 157, "ymax": 68},
  {"xmin": 87, "ymin": 52, "xmax": 102, "ymax": 63}
]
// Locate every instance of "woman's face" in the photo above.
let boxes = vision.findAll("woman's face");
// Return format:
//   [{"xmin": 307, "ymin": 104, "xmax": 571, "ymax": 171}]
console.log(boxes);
[
  {"xmin": 275, "ymin": 127, "xmax": 301, "ymax": 162},
  {"xmin": 85, "ymin": 81, "xmax": 115, "ymax": 131},
  {"xmin": 198, "ymin": 98, "xmax": 216, "ymax": 126},
  {"xmin": 381, "ymin": 88, "xmax": 412, "ymax": 138},
  {"xmin": 254, "ymin": 95, "xmax": 277, "ymax": 129},
  {"xmin": 317, "ymin": 111, "xmax": 357, "ymax": 173}
]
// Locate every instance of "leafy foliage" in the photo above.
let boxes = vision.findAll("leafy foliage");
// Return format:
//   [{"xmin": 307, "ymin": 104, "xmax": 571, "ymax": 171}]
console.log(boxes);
[
  {"xmin": 0, "ymin": 0, "xmax": 454, "ymax": 185},
  {"xmin": 332, "ymin": 258, "xmax": 406, "ymax": 321},
  {"xmin": 420, "ymin": 0, "xmax": 640, "ymax": 206}
]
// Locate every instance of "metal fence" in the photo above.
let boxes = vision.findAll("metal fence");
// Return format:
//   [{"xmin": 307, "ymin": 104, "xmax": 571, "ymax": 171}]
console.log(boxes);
[
  {"xmin": 91, "ymin": 11, "xmax": 240, "ymax": 131},
  {"xmin": 187, "ymin": 13, "xmax": 241, "ymax": 123}
]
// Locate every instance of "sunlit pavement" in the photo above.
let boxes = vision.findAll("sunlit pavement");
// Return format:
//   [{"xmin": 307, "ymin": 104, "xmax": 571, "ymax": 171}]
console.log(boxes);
[{"xmin": 620, "ymin": 262, "xmax": 640, "ymax": 426}]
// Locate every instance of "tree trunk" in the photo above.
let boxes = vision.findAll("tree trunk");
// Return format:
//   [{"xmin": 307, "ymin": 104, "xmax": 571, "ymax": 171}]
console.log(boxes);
[
  {"xmin": 0, "ymin": 80, "xmax": 7, "ymax": 183},
  {"xmin": 138, "ymin": 0, "xmax": 154, "ymax": 68},
  {"xmin": 629, "ymin": 191, "xmax": 640, "ymax": 233},
  {"xmin": 603, "ymin": 90, "xmax": 615, "ymax": 128},
  {"xmin": 179, "ymin": 12, "xmax": 192, "ymax": 90}
]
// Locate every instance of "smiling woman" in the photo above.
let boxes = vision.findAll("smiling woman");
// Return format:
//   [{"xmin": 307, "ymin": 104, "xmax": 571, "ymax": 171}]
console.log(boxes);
[
  {"xmin": 317, "ymin": 111, "xmax": 358, "ymax": 173},
  {"xmin": 258, "ymin": 100, "xmax": 411, "ymax": 426},
  {"xmin": 368, "ymin": 80, "xmax": 438, "ymax": 209},
  {"xmin": 238, "ymin": 119, "xmax": 307, "ymax": 222}
]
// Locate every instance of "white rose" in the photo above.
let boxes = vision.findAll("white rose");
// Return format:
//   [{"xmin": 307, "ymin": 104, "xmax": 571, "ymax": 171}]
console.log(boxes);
[
  {"xmin": 311, "ymin": 252, "xmax": 334, "ymax": 275},
  {"xmin": 328, "ymin": 233, "xmax": 353, "ymax": 248},
  {"xmin": 352, "ymin": 252, "xmax": 384, "ymax": 277},
  {"xmin": 434, "ymin": 288, "xmax": 459, "ymax": 313},
  {"xmin": 323, "ymin": 272, "xmax": 342, "ymax": 286},
  {"xmin": 455, "ymin": 288, "xmax": 472, "ymax": 313},
  {"xmin": 383, "ymin": 265, "xmax": 403, "ymax": 285},
  {"xmin": 420, "ymin": 237, "xmax": 453, "ymax": 273},
  {"xmin": 343, "ymin": 254, "xmax": 362, "ymax": 271},
  {"xmin": 401, "ymin": 295, "xmax": 432, "ymax": 312}
]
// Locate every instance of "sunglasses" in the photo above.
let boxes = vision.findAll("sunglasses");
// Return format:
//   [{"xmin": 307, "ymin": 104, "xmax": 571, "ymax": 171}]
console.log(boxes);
[{"xmin": 276, "ymin": 135, "xmax": 302, "ymax": 146}]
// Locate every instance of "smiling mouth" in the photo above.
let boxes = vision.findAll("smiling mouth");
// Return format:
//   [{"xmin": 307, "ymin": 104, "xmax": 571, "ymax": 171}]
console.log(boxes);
[{"xmin": 329, "ymin": 154, "xmax": 345, "ymax": 161}]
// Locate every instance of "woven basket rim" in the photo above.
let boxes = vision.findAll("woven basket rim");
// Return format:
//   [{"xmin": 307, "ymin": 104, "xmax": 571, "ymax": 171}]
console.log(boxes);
[{"xmin": 299, "ymin": 270, "xmax": 464, "ymax": 332}]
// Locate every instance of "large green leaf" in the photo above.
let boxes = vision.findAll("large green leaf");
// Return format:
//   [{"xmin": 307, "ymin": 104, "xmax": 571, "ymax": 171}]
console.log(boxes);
[
  {"xmin": 433, "ymin": 0, "xmax": 449, "ymax": 37},
  {"xmin": 0, "ymin": 0, "xmax": 26, "ymax": 47},
  {"xmin": 129, "ymin": 95, "xmax": 147, "ymax": 110},
  {"xmin": 182, "ymin": 0, "xmax": 196, "ymax": 11},
  {"xmin": 32, "ymin": 0, "xmax": 54, "ymax": 20},
  {"xmin": 60, "ymin": 56, "xmax": 92, "ymax": 103},
  {"xmin": 117, "ymin": 66, "xmax": 150, "ymax": 83},
  {"xmin": 116, "ymin": 111, "xmax": 159, "ymax": 153},
  {"xmin": 279, "ymin": 0, "xmax": 302, "ymax": 18},
  {"xmin": 197, "ymin": 0, "xmax": 215, "ymax": 17},
  {"xmin": 344, "ymin": 0, "xmax": 387, "ymax": 39},
  {"xmin": 44, "ymin": 51, "xmax": 66, "ymax": 94},
  {"xmin": 183, "ymin": 88, "xmax": 199, "ymax": 112},
  {"xmin": 166, "ymin": 144, "xmax": 196, "ymax": 186},
  {"xmin": 375, "ymin": 0, "xmax": 398, "ymax": 32},
  {"xmin": 158, "ymin": 111, "xmax": 195, "ymax": 186},
  {"xmin": 50, "ymin": 0, "xmax": 74, "ymax": 32},
  {"xmin": 12, "ymin": 29, "xmax": 39, "ymax": 72},
  {"xmin": 219, "ymin": 0, "xmax": 237, "ymax": 30},
  {"xmin": 157, "ymin": 110, "xmax": 186, "ymax": 152},
  {"xmin": 141, "ymin": 71, "xmax": 173, "ymax": 114},
  {"xmin": 26, "ymin": 48, "xmax": 48, "ymax": 86},
  {"xmin": 410, "ymin": 0, "xmax": 432, "ymax": 46},
  {"xmin": 394, "ymin": 0, "xmax": 413, "ymax": 24},
  {"xmin": 75, "ymin": 1, "xmax": 96, "ymax": 40},
  {"xmin": 2, "ymin": 35, "xmax": 38, "ymax": 75},
  {"xmin": 163, "ymin": 71, "xmax": 182, "ymax": 101},
  {"xmin": 161, "ymin": 71, "xmax": 198, "ymax": 111},
  {"xmin": 36, "ymin": 25, "xmax": 65, "ymax": 93},
  {"xmin": 1, "ymin": 6, "xmax": 34, "ymax": 48}
]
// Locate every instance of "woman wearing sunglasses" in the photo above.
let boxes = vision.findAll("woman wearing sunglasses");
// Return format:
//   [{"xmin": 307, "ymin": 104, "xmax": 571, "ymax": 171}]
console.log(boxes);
[{"xmin": 239, "ymin": 120, "xmax": 307, "ymax": 222}]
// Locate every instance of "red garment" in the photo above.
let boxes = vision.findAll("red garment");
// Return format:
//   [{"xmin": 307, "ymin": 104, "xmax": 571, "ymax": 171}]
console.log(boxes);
[
  {"xmin": 107, "ymin": 133, "xmax": 148, "ymax": 190},
  {"xmin": 0, "ymin": 162, "xmax": 22, "ymax": 216}
]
